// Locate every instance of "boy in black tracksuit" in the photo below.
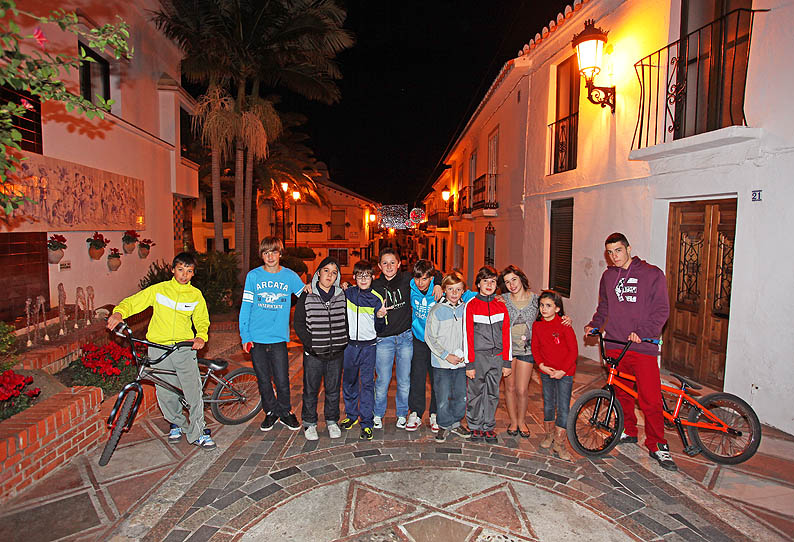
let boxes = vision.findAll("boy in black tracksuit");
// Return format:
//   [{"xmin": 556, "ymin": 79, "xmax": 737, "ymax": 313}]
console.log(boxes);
[{"xmin": 294, "ymin": 257, "xmax": 349, "ymax": 440}]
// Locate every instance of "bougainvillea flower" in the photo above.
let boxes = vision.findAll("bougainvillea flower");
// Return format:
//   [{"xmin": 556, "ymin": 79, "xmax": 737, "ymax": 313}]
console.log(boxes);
[
  {"xmin": 20, "ymin": 98, "xmax": 34, "ymax": 111},
  {"xmin": 33, "ymin": 27, "xmax": 48, "ymax": 49}
]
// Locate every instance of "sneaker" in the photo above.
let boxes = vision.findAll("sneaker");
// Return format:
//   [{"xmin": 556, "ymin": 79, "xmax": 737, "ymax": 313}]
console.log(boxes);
[
  {"xmin": 260, "ymin": 412, "xmax": 279, "ymax": 432},
  {"xmin": 650, "ymin": 443, "xmax": 678, "ymax": 471},
  {"xmin": 304, "ymin": 425, "xmax": 318, "ymax": 441},
  {"xmin": 435, "ymin": 428, "xmax": 447, "ymax": 442},
  {"xmin": 194, "ymin": 429, "xmax": 216, "ymax": 449},
  {"xmin": 328, "ymin": 422, "xmax": 342, "ymax": 439},
  {"xmin": 429, "ymin": 413, "xmax": 439, "ymax": 433},
  {"xmin": 279, "ymin": 413, "xmax": 301, "ymax": 431},
  {"xmin": 405, "ymin": 412, "xmax": 421, "ymax": 431},
  {"xmin": 396, "ymin": 416, "xmax": 407, "ymax": 429},
  {"xmin": 339, "ymin": 417, "xmax": 359, "ymax": 430},
  {"xmin": 373, "ymin": 416, "xmax": 383, "ymax": 429},
  {"xmin": 167, "ymin": 424, "xmax": 183, "ymax": 442},
  {"xmin": 470, "ymin": 429, "xmax": 483, "ymax": 442},
  {"xmin": 618, "ymin": 431, "xmax": 639, "ymax": 445},
  {"xmin": 360, "ymin": 427, "xmax": 373, "ymax": 440},
  {"xmin": 451, "ymin": 426, "xmax": 472, "ymax": 439},
  {"xmin": 484, "ymin": 430, "xmax": 498, "ymax": 444}
]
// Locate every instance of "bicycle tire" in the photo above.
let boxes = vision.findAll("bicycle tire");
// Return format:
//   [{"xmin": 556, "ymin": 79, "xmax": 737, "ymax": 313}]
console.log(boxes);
[
  {"xmin": 210, "ymin": 367, "xmax": 262, "ymax": 425},
  {"xmin": 567, "ymin": 389, "xmax": 624, "ymax": 457},
  {"xmin": 686, "ymin": 392, "xmax": 761, "ymax": 464},
  {"xmin": 98, "ymin": 392, "xmax": 136, "ymax": 466}
]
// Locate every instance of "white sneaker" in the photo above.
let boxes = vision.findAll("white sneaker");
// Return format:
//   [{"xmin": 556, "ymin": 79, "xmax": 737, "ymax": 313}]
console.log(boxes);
[
  {"xmin": 405, "ymin": 412, "xmax": 421, "ymax": 431},
  {"xmin": 373, "ymin": 416, "xmax": 383, "ymax": 429},
  {"xmin": 304, "ymin": 425, "xmax": 318, "ymax": 441},
  {"xmin": 429, "ymin": 413, "xmax": 439, "ymax": 433},
  {"xmin": 396, "ymin": 416, "xmax": 407, "ymax": 429},
  {"xmin": 328, "ymin": 423, "xmax": 341, "ymax": 439}
]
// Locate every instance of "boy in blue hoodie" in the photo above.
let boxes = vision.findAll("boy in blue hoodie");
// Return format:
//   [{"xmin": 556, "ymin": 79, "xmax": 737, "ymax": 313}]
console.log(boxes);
[{"xmin": 339, "ymin": 260, "xmax": 387, "ymax": 440}]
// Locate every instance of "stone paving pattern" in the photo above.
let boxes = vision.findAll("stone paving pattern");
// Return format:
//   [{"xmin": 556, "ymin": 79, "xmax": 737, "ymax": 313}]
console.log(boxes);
[{"xmin": 1, "ymin": 329, "xmax": 792, "ymax": 541}]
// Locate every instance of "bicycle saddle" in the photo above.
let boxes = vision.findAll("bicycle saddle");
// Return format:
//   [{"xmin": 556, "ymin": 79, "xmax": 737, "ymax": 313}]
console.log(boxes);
[
  {"xmin": 669, "ymin": 372, "xmax": 702, "ymax": 390},
  {"xmin": 198, "ymin": 358, "xmax": 229, "ymax": 372}
]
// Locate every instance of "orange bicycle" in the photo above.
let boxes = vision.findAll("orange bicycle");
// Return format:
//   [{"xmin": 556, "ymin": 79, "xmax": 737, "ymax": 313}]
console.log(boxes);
[{"xmin": 567, "ymin": 330, "xmax": 761, "ymax": 464}]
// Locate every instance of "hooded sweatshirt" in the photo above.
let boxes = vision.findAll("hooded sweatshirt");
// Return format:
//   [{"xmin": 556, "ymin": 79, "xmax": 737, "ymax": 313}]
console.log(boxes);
[
  {"xmin": 411, "ymin": 278, "xmax": 477, "ymax": 342},
  {"xmin": 463, "ymin": 293, "xmax": 512, "ymax": 368},
  {"xmin": 588, "ymin": 255, "xmax": 669, "ymax": 357},
  {"xmin": 293, "ymin": 257, "xmax": 349, "ymax": 360},
  {"xmin": 345, "ymin": 285, "xmax": 386, "ymax": 343},
  {"xmin": 425, "ymin": 296, "xmax": 467, "ymax": 369}
]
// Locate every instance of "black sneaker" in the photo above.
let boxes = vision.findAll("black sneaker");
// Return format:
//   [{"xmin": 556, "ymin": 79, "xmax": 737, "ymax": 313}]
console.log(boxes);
[
  {"xmin": 339, "ymin": 417, "xmax": 359, "ymax": 430},
  {"xmin": 260, "ymin": 412, "xmax": 279, "ymax": 432},
  {"xmin": 360, "ymin": 427, "xmax": 373, "ymax": 440},
  {"xmin": 451, "ymin": 426, "xmax": 472, "ymax": 439},
  {"xmin": 484, "ymin": 430, "xmax": 498, "ymax": 444},
  {"xmin": 435, "ymin": 428, "xmax": 447, "ymax": 442},
  {"xmin": 470, "ymin": 430, "xmax": 483, "ymax": 442},
  {"xmin": 650, "ymin": 443, "xmax": 678, "ymax": 471},
  {"xmin": 279, "ymin": 412, "xmax": 301, "ymax": 431},
  {"xmin": 618, "ymin": 431, "xmax": 638, "ymax": 445}
]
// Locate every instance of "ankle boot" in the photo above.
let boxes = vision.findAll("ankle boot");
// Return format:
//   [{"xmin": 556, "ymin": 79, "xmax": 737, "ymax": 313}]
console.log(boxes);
[
  {"xmin": 540, "ymin": 421, "xmax": 555, "ymax": 449},
  {"xmin": 552, "ymin": 427, "xmax": 572, "ymax": 461}
]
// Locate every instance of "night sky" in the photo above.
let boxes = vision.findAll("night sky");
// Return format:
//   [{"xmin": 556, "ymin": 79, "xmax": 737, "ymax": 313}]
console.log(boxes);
[{"xmin": 288, "ymin": 0, "xmax": 571, "ymax": 204}]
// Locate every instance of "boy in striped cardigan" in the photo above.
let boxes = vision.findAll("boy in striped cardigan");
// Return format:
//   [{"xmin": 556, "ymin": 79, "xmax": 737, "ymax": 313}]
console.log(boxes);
[{"xmin": 294, "ymin": 257, "xmax": 349, "ymax": 441}]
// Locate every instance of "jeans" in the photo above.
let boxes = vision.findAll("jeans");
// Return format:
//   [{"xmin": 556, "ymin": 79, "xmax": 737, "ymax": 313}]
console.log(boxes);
[
  {"xmin": 374, "ymin": 328, "xmax": 413, "ymax": 418},
  {"xmin": 342, "ymin": 341, "xmax": 376, "ymax": 428},
  {"xmin": 433, "ymin": 366, "xmax": 467, "ymax": 429},
  {"xmin": 408, "ymin": 338, "xmax": 436, "ymax": 417},
  {"xmin": 301, "ymin": 352, "xmax": 343, "ymax": 426},
  {"xmin": 540, "ymin": 373, "xmax": 573, "ymax": 428},
  {"xmin": 250, "ymin": 342, "xmax": 291, "ymax": 417}
]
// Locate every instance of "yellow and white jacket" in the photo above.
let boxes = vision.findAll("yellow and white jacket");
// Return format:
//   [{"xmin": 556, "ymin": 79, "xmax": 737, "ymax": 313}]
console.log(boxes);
[{"xmin": 114, "ymin": 278, "xmax": 210, "ymax": 344}]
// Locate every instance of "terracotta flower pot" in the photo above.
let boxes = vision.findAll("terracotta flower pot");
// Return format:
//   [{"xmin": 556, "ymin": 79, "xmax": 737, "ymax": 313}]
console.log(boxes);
[
  {"xmin": 107, "ymin": 257, "xmax": 122, "ymax": 272},
  {"xmin": 123, "ymin": 241, "xmax": 137, "ymax": 254},
  {"xmin": 48, "ymin": 248, "xmax": 64, "ymax": 264},
  {"xmin": 138, "ymin": 246, "xmax": 150, "ymax": 259},
  {"xmin": 88, "ymin": 246, "xmax": 104, "ymax": 260}
]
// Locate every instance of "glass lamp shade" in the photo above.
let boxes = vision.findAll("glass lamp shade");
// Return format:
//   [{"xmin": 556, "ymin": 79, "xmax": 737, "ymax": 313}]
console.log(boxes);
[
  {"xmin": 280, "ymin": 182, "xmax": 289, "ymax": 192},
  {"xmin": 292, "ymin": 190, "xmax": 301, "ymax": 201},
  {"xmin": 571, "ymin": 20, "xmax": 608, "ymax": 82}
]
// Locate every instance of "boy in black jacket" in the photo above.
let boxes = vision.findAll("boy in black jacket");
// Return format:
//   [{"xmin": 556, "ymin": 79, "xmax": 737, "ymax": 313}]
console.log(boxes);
[{"xmin": 294, "ymin": 257, "xmax": 349, "ymax": 441}]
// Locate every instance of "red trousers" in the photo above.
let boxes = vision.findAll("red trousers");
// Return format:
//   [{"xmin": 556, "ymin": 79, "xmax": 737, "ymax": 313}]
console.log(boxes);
[{"xmin": 606, "ymin": 349, "xmax": 667, "ymax": 451}]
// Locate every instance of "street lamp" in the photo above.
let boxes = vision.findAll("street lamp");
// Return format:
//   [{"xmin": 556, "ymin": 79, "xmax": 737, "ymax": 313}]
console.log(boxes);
[
  {"xmin": 441, "ymin": 186, "xmax": 451, "ymax": 201},
  {"xmin": 292, "ymin": 190, "xmax": 301, "ymax": 247},
  {"xmin": 280, "ymin": 182, "xmax": 288, "ymax": 242},
  {"xmin": 572, "ymin": 19, "xmax": 616, "ymax": 113}
]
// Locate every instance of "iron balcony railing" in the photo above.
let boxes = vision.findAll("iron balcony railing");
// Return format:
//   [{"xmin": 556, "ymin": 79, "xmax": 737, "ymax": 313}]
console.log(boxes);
[
  {"xmin": 633, "ymin": 8, "xmax": 765, "ymax": 150},
  {"xmin": 472, "ymin": 173, "xmax": 498, "ymax": 210},
  {"xmin": 548, "ymin": 112, "xmax": 578, "ymax": 174},
  {"xmin": 428, "ymin": 211, "xmax": 449, "ymax": 229},
  {"xmin": 458, "ymin": 186, "xmax": 471, "ymax": 215}
]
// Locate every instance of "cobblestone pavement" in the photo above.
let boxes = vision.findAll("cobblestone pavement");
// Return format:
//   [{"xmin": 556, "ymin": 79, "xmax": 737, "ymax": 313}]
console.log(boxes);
[{"xmin": 2, "ymin": 329, "xmax": 793, "ymax": 541}]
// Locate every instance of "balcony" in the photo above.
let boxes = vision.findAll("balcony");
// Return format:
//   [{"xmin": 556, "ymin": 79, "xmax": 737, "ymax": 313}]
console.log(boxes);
[
  {"xmin": 632, "ymin": 9, "xmax": 764, "ymax": 151},
  {"xmin": 457, "ymin": 186, "xmax": 471, "ymax": 216},
  {"xmin": 472, "ymin": 173, "xmax": 498, "ymax": 215},
  {"xmin": 428, "ymin": 210, "xmax": 449, "ymax": 229},
  {"xmin": 548, "ymin": 112, "xmax": 578, "ymax": 174}
]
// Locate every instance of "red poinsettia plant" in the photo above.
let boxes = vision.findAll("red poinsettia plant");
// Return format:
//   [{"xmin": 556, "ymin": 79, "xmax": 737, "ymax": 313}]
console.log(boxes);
[
  {"xmin": 47, "ymin": 234, "xmax": 67, "ymax": 251},
  {"xmin": 86, "ymin": 232, "xmax": 110, "ymax": 249},
  {"xmin": 108, "ymin": 247, "xmax": 122, "ymax": 259},
  {"xmin": 121, "ymin": 230, "xmax": 140, "ymax": 244},
  {"xmin": 69, "ymin": 342, "xmax": 136, "ymax": 395},
  {"xmin": 0, "ymin": 369, "xmax": 41, "ymax": 421},
  {"xmin": 139, "ymin": 238, "xmax": 156, "ymax": 249}
]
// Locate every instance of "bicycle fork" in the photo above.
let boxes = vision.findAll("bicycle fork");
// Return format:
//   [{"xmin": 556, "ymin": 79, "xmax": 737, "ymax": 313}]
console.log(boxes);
[{"xmin": 107, "ymin": 382, "xmax": 144, "ymax": 432}]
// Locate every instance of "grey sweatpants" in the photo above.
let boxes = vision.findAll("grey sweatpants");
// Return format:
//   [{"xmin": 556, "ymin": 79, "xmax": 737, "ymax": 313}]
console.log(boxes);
[
  {"xmin": 466, "ymin": 352, "xmax": 503, "ymax": 431},
  {"xmin": 149, "ymin": 346, "xmax": 206, "ymax": 443}
]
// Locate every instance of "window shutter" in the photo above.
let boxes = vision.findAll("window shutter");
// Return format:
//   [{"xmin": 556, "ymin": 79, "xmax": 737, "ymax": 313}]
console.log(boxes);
[{"xmin": 549, "ymin": 198, "xmax": 574, "ymax": 297}]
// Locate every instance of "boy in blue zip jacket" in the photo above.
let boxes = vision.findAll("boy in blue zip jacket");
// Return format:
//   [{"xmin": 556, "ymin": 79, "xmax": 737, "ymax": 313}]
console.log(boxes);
[{"xmin": 339, "ymin": 260, "xmax": 387, "ymax": 440}]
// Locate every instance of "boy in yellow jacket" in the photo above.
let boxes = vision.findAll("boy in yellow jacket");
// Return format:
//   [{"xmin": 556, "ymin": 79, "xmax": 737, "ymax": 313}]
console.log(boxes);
[{"xmin": 107, "ymin": 252, "xmax": 214, "ymax": 448}]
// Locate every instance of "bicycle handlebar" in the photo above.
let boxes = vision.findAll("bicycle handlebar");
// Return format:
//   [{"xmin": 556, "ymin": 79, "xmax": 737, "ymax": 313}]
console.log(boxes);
[
  {"xmin": 111, "ymin": 322, "xmax": 196, "ymax": 365},
  {"xmin": 588, "ymin": 328, "xmax": 660, "ymax": 345},
  {"xmin": 588, "ymin": 328, "xmax": 661, "ymax": 366}
]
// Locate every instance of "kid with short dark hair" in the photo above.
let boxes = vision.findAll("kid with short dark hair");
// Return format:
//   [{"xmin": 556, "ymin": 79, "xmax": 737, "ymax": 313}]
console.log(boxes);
[{"xmin": 107, "ymin": 252, "xmax": 214, "ymax": 448}]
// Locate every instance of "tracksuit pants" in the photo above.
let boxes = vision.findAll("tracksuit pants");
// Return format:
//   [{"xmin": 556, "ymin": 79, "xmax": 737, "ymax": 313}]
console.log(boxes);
[
  {"xmin": 149, "ymin": 346, "xmax": 206, "ymax": 443},
  {"xmin": 466, "ymin": 351, "xmax": 503, "ymax": 432},
  {"xmin": 342, "ymin": 340, "xmax": 376, "ymax": 429}
]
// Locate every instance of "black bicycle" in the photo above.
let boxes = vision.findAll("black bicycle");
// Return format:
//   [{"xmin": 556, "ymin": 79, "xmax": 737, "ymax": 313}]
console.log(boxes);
[{"xmin": 99, "ymin": 322, "xmax": 262, "ymax": 466}]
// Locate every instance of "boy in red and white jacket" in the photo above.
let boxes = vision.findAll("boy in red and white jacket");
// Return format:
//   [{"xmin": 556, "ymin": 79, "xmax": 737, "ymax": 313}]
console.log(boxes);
[{"xmin": 464, "ymin": 266, "xmax": 512, "ymax": 443}]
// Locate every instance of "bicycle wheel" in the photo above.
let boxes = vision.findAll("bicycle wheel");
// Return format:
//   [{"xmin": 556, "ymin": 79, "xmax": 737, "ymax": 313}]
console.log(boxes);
[
  {"xmin": 567, "ymin": 389, "xmax": 624, "ymax": 457},
  {"xmin": 686, "ymin": 392, "xmax": 761, "ymax": 464},
  {"xmin": 98, "ymin": 392, "xmax": 136, "ymax": 466},
  {"xmin": 210, "ymin": 367, "xmax": 262, "ymax": 425}
]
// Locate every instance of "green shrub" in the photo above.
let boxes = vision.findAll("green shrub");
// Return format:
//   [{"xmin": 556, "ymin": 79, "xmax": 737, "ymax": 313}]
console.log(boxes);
[
  {"xmin": 0, "ymin": 321, "xmax": 19, "ymax": 372},
  {"xmin": 192, "ymin": 251, "xmax": 241, "ymax": 313},
  {"xmin": 281, "ymin": 255, "xmax": 308, "ymax": 277},
  {"xmin": 283, "ymin": 246, "xmax": 316, "ymax": 260},
  {"xmin": 139, "ymin": 259, "xmax": 173, "ymax": 290}
]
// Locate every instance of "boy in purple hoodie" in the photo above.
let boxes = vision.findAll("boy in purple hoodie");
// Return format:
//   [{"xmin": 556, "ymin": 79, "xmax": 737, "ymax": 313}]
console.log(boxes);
[{"xmin": 585, "ymin": 232, "xmax": 676, "ymax": 471}]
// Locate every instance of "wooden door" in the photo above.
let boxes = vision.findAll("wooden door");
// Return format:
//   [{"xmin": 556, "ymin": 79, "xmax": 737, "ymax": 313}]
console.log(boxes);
[{"xmin": 663, "ymin": 199, "xmax": 736, "ymax": 389}]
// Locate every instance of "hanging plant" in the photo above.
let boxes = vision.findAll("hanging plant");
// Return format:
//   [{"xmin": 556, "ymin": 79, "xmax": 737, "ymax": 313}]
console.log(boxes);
[
  {"xmin": 121, "ymin": 230, "xmax": 139, "ymax": 253},
  {"xmin": 86, "ymin": 232, "xmax": 109, "ymax": 260},
  {"xmin": 138, "ymin": 238, "xmax": 155, "ymax": 258},
  {"xmin": 107, "ymin": 247, "xmax": 122, "ymax": 271},
  {"xmin": 47, "ymin": 234, "xmax": 67, "ymax": 264}
]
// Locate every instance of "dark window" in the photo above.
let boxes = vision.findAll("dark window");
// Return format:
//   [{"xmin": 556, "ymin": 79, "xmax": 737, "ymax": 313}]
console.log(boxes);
[
  {"xmin": 206, "ymin": 237, "xmax": 230, "ymax": 253},
  {"xmin": 0, "ymin": 232, "xmax": 48, "ymax": 322},
  {"xmin": 550, "ymin": 55, "xmax": 579, "ymax": 174},
  {"xmin": 330, "ymin": 209, "xmax": 345, "ymax": 240},
  {"xmin": 205, "ymin": 200, "xmax": 230, "ymax": 223},
  {"xmin": 549, "ymin": 198, "xmax": 573, "ymax": 297},
  {"xmin": 329, "ymin": 248, "xmax": 348, "ymax": 267},
  {"xmin": 79, "ymin": 42, "xmax": 110, "ymax": 105},
  {"xmin": 0, "ymin": 86, "xmax": 42, "ymax": 153},
  {"xmin": 180, "ymin": 107, "xmax": 201, "ymax": 162}
]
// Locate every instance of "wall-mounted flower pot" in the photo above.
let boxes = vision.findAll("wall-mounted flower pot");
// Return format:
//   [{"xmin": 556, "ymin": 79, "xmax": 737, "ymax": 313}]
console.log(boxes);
[
  {"xmin": 107, "ymin": 258, "xmax": 122, "ymax": 272},
  {"xmin": 138, "ymin": 246, "xmax": 150, "ymax": 259},
  {"xmin": 48, "ymin": 249, "xmax": 64, "ymax": 264},
  {"xmin": 123, "ymin": 242, "xmax": 137, "ymax": 254},
  {"xmin": 88, "ymin": 246, "xmax": 104, "ymax": 260}
]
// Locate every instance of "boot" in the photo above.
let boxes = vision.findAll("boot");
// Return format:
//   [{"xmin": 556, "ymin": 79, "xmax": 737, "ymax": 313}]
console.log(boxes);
[
  {"xmin": 552, "ymin": 427, "xmax": 572, "ymax": 461},
  {"xmin": 539, "ymin": 421, "xmax": 555, "ymax": 449}
]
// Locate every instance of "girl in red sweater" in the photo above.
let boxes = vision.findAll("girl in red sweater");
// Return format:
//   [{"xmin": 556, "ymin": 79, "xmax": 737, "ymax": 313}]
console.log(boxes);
[{"xmin": 531, "ymin": 290, "xmax": 578, "ymax": 461}]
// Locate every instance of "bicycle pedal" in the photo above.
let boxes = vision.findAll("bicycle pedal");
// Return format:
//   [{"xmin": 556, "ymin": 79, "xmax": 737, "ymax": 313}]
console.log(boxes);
[{"xmin": 683, "ymin": 445, "xmax": 702, "ymax": 457}]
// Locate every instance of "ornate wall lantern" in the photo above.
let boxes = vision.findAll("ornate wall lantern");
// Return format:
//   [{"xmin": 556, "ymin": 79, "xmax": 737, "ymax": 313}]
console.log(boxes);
[{"xmin": 572, "ymin": 19, "xmax": 616, "ymax": 113}]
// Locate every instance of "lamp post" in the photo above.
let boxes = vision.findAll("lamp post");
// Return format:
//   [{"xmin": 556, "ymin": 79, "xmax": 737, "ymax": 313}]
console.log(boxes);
[
  {"xmin": 292, "ymin": 190, "xmax": 301, "ymax": 247},
  {"xmin": 280, "ymin": 182, "xmax": 288, "ymax": 242}
]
